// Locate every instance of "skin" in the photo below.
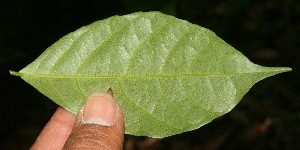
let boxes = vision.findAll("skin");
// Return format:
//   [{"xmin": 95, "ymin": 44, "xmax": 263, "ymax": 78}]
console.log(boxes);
[{"xmin": 30, "ymin": 92, "xmax": 124, "ymax": 150}]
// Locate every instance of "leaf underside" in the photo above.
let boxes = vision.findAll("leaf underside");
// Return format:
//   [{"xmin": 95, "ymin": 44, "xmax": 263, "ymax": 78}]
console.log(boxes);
[{"xmin": 10, "ymin": 12, "xmax": 291, "ymax": 138}]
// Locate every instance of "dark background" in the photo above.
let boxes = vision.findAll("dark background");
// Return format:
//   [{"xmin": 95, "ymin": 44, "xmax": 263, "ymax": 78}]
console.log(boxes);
[{"xmin": 1, "ymin": 0, "xmax": 299, "ymax": 149}]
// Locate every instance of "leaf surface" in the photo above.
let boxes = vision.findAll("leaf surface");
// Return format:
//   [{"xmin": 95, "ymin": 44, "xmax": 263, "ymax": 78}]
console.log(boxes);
[{"xmin": 10, "ymin": 12, "xmax": 291, "ymax": 137}]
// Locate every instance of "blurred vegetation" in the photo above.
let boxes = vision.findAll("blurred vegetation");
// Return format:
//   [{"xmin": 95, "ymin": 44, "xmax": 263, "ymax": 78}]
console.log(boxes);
[{"xmin": 1, "ymin": 0, "xmax": 299, "ymax": 149}]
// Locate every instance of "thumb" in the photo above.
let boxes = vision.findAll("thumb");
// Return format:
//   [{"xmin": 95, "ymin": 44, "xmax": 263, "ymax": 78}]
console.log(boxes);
[{"xmin": 63, "ymin": 92, "xmax": 124, "ymax": 150}]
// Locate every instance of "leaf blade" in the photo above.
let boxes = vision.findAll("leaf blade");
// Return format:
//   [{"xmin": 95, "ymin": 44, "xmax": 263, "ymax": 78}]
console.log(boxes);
[{"xmin": 11, "ymin": 12, "xmax": 291, "ymax": 137}]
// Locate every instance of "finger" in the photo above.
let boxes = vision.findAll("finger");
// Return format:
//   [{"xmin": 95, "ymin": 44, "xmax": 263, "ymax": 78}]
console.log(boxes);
[
  {"xmin": 63, "ymin": 93, "xmax": 124, "ymax": 150},
  {"xmin": 31, "ymin": 107, "xmax": 75, "ymax": 150}
]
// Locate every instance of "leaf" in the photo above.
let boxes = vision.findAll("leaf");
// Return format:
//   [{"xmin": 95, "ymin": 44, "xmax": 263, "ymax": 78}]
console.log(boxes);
[{"xmin": 10, "ymin": 12, "xmax": 291, "ymax": 138}]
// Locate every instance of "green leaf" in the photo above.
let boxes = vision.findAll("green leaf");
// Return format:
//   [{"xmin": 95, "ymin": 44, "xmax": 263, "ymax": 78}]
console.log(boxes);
[{"xmin": 10, "ymin": 12, "xmax": 291, "ymax": 138}]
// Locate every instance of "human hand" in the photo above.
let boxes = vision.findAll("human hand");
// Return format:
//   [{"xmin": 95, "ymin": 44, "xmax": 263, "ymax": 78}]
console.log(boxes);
[{"xmin": 31, "ymin": 92, "xmax": 124, "ymax": 150}]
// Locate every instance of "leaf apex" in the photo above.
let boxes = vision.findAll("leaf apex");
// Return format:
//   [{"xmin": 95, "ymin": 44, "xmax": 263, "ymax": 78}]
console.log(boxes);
[
  {"xmin": 283, "ymin": 67, "xmax": 292, "ymax": 72},
  {"xmin": 273, "ymin": 67, "xmax": 292, "ymax": 73}
]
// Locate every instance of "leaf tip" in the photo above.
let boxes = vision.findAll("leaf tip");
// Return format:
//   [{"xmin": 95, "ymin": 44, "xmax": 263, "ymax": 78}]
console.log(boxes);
[
  {"xmin": 259, "ymin": 66, "xmax": 292, "ymax": 74},
  {"xmin": 278, "ymin": 67, "xmax": 292, "ymax": 73},
  {"xmin": 286, "ymin": 67, "xmax": 292, "ymax": 72}
]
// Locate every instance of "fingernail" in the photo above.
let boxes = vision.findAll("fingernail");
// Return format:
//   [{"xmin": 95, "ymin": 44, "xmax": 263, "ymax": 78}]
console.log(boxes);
[
  {"xmin": 106, "ymin": 88, "xmax": 114, "ymax": 97},
  {"xmin": 82, "ymin": 93, "xmax": 117, "ymax": 126}
]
